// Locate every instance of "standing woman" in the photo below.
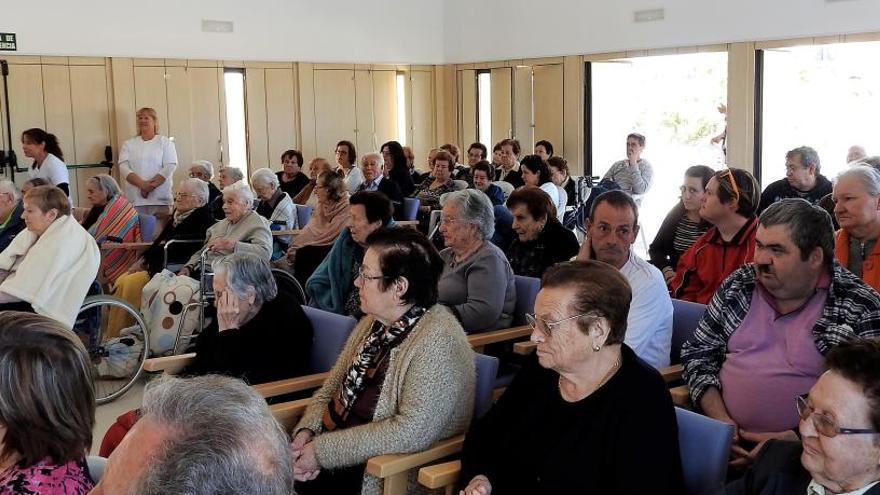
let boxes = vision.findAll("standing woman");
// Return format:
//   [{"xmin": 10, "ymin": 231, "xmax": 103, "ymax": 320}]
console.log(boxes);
[
  {"xmin": 21, "ymin": 128, "xmax": 70, "ymax": 197},
  {"xmin": 381, "ymin": 141, "xmax": 415, "ymax": 196},
  {"xmin": 118, "ymin": 107, "xmax": 178, "ymax": 217}
]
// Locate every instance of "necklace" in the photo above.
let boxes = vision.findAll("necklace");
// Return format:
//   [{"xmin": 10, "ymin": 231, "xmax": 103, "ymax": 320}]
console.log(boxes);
[{"xmin": 558, "ymin": 354, "xmax": 621, "ymax": 401}]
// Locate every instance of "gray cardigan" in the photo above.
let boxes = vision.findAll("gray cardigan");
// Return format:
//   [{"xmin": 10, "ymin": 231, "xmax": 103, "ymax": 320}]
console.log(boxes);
[
  {"xmin": 295, "ymin": 305, "xmax": 475, "ymax": 495},
  {"xmin": 185, "ymin": 209, "xmax": 272, "ymax": 269},
  {"xmin": 438, "ymin": 242, "xmax": 516, "ymax": 333}
]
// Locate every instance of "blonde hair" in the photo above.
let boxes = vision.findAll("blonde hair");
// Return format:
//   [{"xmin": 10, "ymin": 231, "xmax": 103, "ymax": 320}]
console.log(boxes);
[{"xmin": 136, "ymin": 107, "xmax": 160, "ymax": 135}]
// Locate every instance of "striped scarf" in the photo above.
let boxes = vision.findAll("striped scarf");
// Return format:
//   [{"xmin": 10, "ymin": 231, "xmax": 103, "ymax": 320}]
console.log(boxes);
[{"xmin": 88, "ymin": 195, "xmax": 141, "ymax": 284}]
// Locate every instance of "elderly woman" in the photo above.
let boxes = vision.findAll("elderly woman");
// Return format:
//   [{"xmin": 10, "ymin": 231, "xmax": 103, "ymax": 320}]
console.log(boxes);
[
  {"xmin": 335, "ymin": 140, "xmax": 364, "ymax": 193},
  {"xmin": 81, "ymin": 174, "xmax": 142, "ymax": 285},
  {"xmin": 0, "ymin": 186, "xmax": 99, "ymax": 328},
  {"xmin": 0, "ymin": 180, "xmax": 25, "ymax": 253},
  {"xmin": 21, "ymin": 177, "xmax": 48, "ymax": 195},
  {"xmin": 209, "ymin": 166, "xmax": 246, "ymax": 220},
  {"xmin": 547, "ymin": 155, "xmax": 576, "ymax": 207},
  {"xmin": 180, "ymin": 181, "xmax": 272, "ymax": 278},
  {"xmin": 184, "ymin": 253, "xmax": 313, "ymax": 384},
  {"xmin": 414, "ymin": 149, "xmax": 457, "ymax": 213},
  {"xmin": 277, "ymin": 149, "xmax": 310, "ymax": 199},
  {"xmin": 832, "ymin": 165, "xmax": 880, "ymax": 291},
  {"xmin": 0, "ymin": 312, "xmax": 96, "ymax": 493},
  {"xmin": 294, "ymin": 158, "xmax": 335, "ymax": 207},
  {"xmin": 381, "ymin": 140, "xmax": 415, "ymax": 196},
  {"xmin": 505, "ymin": 186, "xmax": 579, "ymax": 278},
  {"xmin": 459, "ymin": 260, "xmax": 683, "ymax": 494},
  {"xmin": 286, "ymin": 170, "xmax": 351, "ymax": 285},
  {"xmin": 649, "ymin": 165, "xmax": 714, "ymax": 282},
  {"xmin": 251, "ymin": 167, "xmax": 297, "ymax": 259},
  {"xmin": 118, "ymin": 107, "xmax": 178, "ymax": 217},
  {"xmin": 292, "ymin": 227, "xmax": 475, "ymax": 495},
  {"xmin": 520, "ymin": 154, "xmax": 565, "ymax": 222},
  {"xmin": 188, "ymin": 160, "xmax": 221, "ymax": 203},
  {"xmin": 437, "ymin": 189, "xmax": 516, "ymax": 333},
  {"xmin": 471, "ymin": 161, "xmax": 505, "ymax": 206}
]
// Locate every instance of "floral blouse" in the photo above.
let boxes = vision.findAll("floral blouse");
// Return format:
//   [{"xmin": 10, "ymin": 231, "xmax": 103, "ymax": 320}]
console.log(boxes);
[{"xmin": 0, "ymin": 458, "xmax": 93, "ymax": 495}]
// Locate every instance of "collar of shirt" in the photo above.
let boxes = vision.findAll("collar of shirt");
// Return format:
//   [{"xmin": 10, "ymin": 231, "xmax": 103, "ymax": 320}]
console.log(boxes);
[
  {"xmin": 808, "ymin": 479, "xmax": 880, "ymax": 495},
  {"xmin": 755, "ymin": 267, "xmax": 832, "ymax": 317},
  {"xmin": 363, "ymin": 175, "xmax": 383, "ymax": 191}
]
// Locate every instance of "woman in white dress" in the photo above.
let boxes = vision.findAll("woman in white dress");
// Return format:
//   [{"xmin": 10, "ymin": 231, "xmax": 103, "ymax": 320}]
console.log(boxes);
[
  {"xmin": 117, "ymin": 107, "xmax": 178, "ymax": 217},
  {"xmin": 22, "ymin": 128, "xmax": 70, "ymax": 198}
]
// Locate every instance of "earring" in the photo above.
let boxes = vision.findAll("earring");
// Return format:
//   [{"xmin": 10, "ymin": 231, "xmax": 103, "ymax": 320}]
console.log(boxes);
[{"xmin": 592, "ymin": 343, "xmax": 601, "ymax": 352}]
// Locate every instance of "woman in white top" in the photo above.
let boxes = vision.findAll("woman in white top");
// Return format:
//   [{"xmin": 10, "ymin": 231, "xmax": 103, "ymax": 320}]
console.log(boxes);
[
  {"xmin": 520, "ymin": 154, "xmax": 565, "ymax": 222},
  {"xmin": 334, "ymin": 140, "xmax": 364, "ymax": 193},
  {"xmin": 118, "ymin": 107, "xmax": 178, "ymax": 217},
  {"xmin": 22, "ymin": 128, "xmax": 70, "ymax": 197}
]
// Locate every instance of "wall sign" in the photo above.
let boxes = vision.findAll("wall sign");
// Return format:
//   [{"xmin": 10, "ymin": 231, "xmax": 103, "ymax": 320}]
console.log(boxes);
[{"xmin": 0, "ymin": 33, "xmax": 17, "ymax": 51}]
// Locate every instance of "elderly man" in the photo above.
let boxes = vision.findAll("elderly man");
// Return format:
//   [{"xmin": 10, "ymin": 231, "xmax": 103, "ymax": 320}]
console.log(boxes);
[
  {"xmin": 91, "ymin": 374, "xmax": 296, "ymax": 495},
  {"xmin": 188, "ymin": 160, "xmax": 221, "ymax": 203},
  {"xmin": 577, "ymin": 190, "xmax": 673, "ymax": 369},
  {"xmin": 847, "ymin": 145, "xmax": 868, "ymax": 164},
  {"xmin": 726, "ymin": 338, "xmax": 880, "ymax": 494},
  {"xmin": 833, "ymin": 166, "xmax": 880, "ymax": 291},
  {"xmin": 0, "ymin": 180, "xmax": 25, "ymax": 252},
  {"xmin": 306, "ymin": 191, "xmax": 394, "ymax": 317},
  {"xmin": 603, "ymin": 133, "xmax": 653, "ymax": 202},
  {"xmin": 682, "ymin": 199, "xmax": 880, "ymax": 470},
  {"xmin": 355, "ymin": 151, "xmax": 403, "ymax": 216},
  {"xmin": 758, "ymin": 146, "xmax": 832, "ymax": 214}
]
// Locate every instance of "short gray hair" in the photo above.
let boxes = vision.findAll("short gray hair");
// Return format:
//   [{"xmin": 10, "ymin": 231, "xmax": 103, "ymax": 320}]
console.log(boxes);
[
  {"xmin": 190, "ymin": 160, "xmax": 214, "ymax": 179},
  {"xmin": 212, "ymin": 253, "xmax": 278, "ymax": 306},
  {"xmin": 837, "ymin": 165, "xmax": 880, "ymax": 197},
  {"xmin": 88, "ymin": 174, "xmax": 121, "ymax": 200},
  {"xmin": 786, "ymin": 146, "xmax": 821, "ymax": 173},
  {"xmin": 440, "ymin": 189, "xmax": 495, "ymax": 240},
  {"xmin": 250, "ymin": 168, "xmax": 280, "ymax": 189},
  {"xmin": 759, "ymin": 198, "xmax": 834, "ymax": 267},
  {"xmin": 0, "ymin": 180, "xmax": 20, "ymax": 202},
  {"xmin": 361, "ymin": 152, "xmax": 385, "ymax": 169},
  {"xmin": 223, "ymin": 180, "xmax": 255, "ymax": 206},
  {"xmin": 180, "ymin": 178, "xmax": 209, "ymax": 206},
  {"xmin": 137, "ymin": 375, "xmax": 294, "ymax": 495},
  {"xmin": 218, "ymin": 166, "xmax": 245, "ymax": 183}
]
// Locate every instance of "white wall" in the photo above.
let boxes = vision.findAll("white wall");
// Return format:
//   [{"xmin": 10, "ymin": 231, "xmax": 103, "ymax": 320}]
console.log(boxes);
[
  {"xmin": 443, "ymin": 0, "xmax": 880, "ymax": 63},
  {"xmin": 2, "ymin": 0, "xmax": 445, "ymax": 64}
]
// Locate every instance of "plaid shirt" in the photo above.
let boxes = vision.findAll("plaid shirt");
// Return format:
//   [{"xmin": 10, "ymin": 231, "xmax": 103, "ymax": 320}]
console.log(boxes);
[{"xmin": 681, "ymin": 260, "xmax": 880, "ymax": 405}]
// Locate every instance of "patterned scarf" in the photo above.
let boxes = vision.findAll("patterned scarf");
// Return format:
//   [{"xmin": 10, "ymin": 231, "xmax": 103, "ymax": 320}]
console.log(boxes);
[{"xmin": 323, "ymin": 305, "xmax": 426, "ymax": 431}]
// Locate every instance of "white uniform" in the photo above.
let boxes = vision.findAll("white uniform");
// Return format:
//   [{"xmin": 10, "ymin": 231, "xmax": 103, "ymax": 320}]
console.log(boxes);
[
  {"xmin": 29, "ymin": 153, "xmax": 69, "ymax": 187},
  {"xmin": 118, "ymin": 135, "xmax": 178, "ymax": 208}
]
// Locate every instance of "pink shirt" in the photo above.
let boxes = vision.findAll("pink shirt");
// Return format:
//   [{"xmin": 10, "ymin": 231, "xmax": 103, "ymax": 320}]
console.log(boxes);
[
  {"xmin": 719, "ymin": 274, "xmax": 828, "ymax": 432},
  {"xmin": 0, "ymin": 457, "xmax": 93, "ymax": 494}
]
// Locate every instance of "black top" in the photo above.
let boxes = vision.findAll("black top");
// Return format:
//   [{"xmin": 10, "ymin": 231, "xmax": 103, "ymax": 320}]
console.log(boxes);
[
  {"xmin": 207, "ymin": 181, "xmax": 222, "ymax": 203},
  {"xmin": 649, "ymin": 202, "xmax": 709, "ymax": 272},
  {"xmin": 757, "ymin": 175, "xmax": 833, "ymax": 215},
  {"xmin": 459, "ymin": 345, "xmax": 684, "ymax": 494},
  {"xmin": 278, "ymin": 171, "xmax": 310, "ymax": 199},
  {"xmin": 388, "ymin": 165, "xmax": 416, "ymax": 197},
  {"xmin": 0, "ymin": 201, "xmax": 26, "ymax": 253},
  {"xmin": 143, "ymin": 204, "xmax": 215, "ymax": 275},
  {"xmin": 505, "ymin": 219, "xmax": 579, "ymax": 278},
  {"xmin": 495, "ymin": 168, "xmax": 524, "ymax": 189},
  {"xmin": 563, "ymin": 176, "xmax": 577, "ymax": 206},
  {"xmin": 185, "ymin": 274, "xmax": 314, "ymax": 385},
  {"xmin": 359, "ymin": 179, "xmax": 405, "ymax": 220}
]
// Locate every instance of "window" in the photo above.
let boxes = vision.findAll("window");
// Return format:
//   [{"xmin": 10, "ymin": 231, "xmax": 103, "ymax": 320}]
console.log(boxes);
[
  {"xmin": 223, "ymin": 69, "xmax": 248, "ymax": 178},
  {"xmin": 477, "ymin": 71, "xmax": 492, "ymax": 149},
  {"xmin": 396, "ymin": 72, "xmax": 407, "ymax": 146}
]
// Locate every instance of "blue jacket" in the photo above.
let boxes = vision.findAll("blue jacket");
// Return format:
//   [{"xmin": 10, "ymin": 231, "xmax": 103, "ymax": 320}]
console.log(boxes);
[
  {"xmin": 484, "ymin": 184, "xmax": 505, "ymax": 206},
  {"xmin": 0, "ymin": 201, "xmax": 26, "ymax": 253}
]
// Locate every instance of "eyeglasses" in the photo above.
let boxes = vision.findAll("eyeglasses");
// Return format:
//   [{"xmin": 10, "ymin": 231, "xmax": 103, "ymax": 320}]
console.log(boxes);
[
  {"xmin": 174, "ymin": 192, "xmax": 195, "ymax": 199},
  {"xmin": 439, "ymin": 216, "xmax": 468, "ymax": 226},
  {"xmin": 525, "ymin": 312, "xmax": 599, "ymax": 335},
  {"xmin": 357, "ymin": 266, "xmax": 390, "ymax": 282},
  {"xmin": 795, "ymin": 394, "xmax": 879, "ymax": 438}
]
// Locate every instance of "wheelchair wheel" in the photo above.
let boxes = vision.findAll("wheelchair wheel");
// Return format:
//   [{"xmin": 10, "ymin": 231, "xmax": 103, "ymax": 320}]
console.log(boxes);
[{"xmin": 75, "ymin": 295, "xmax": 150, "ymax": 405}]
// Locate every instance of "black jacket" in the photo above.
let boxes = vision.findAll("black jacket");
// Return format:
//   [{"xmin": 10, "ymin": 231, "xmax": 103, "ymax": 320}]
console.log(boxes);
[
  {"xmin": 506, "ymin": 219, "xmax": 580, "ymax": 278},
  {"xmin": 358, "ymin": 178, "xmax": 405, "ymax": 220},
  {"xmin": 0, "ymin": 201, "xmax": 26, "ymax": 254},
  {"xmin": 277, "ymin": 171, "xmax": 310, "ymax": 199},
  {"xmin": 144, "ymin": 204, "xmax": 216, "ymax": 275},
  {"xmin": 757, "ymin": 175, "xmax": 833, "ymax": 215},
  {"xmin": 495, "ymin": 167, "xmax": 524, "ymax": 189}
]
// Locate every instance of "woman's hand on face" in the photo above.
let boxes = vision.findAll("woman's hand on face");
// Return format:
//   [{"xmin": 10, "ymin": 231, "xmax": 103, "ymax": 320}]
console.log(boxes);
[
  {"xmin": 216, "ymin": 290, "xmax": 245, "ymax": 332},
  {"xmin": 460, "ymin": 475, "xmax": 492, "ymax": 495},
  {"xmin": 292, "ymin": 441, "xmax": 321, "ymax": 482}
]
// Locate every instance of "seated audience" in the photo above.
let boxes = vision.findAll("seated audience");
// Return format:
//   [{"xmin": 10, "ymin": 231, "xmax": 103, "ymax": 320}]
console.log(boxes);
[
  {"xmin": 180, "ymin": 181, "xmax": 272, "ymax": 277},
  {"xmin": 185, "ymin": 253, "xmax": 313, "ymax": 384},
  {"xmin": 292, "ymin": 228, "xmax": 475, "ymax": 495},
  {"xmin": 726, "ymin": 338, "xmax": 880, "ymax": 495},
  {"xmin": 381, "ymin": 140, "xmax": 416, "ymax": 196},
  {"xmin": 277, "ymin": 149, "xmax": 310, "ymax": 199},
  {"xmin": 414, "ymin": 149, "xmax": 457, "ymax": 228},
  {"xmin": 335, "ymin": 140, "xmax": 364, "ymax": 193},
  {"xmin": 188, "ymin": 159, "xmax": 221, "ymax": 203},
  {"xmin": 547, "ymin": 155, "xmax": 577, "ymax": 207},
  {"xmin": 0, "ymin": 312, "xmax": 95, "ymax": 494},
  {"xmin": 22, "ymin": 128, "xmax": 70, "ymax": 197},
  {"xmin": 306, "ymin": 191, "xmax": 394, "ymax": 318},
  {"xmin": 294, "ymin": 158, "xmax": 334, "ymax": 207},
  {"xmin": 441, "ymin": 143, "xmax": 472, "ymax": 185},
  {"xmin": 670, "ymin": 168, "xmax": 760, "ymax": 304},
  {"xmin": 506, "ymin": 186, "xmax": 579, "ymax": 278},
  {"xmin": 832, "ymin": 166, "xmax": 880, "ymax": 291},
  {"xmin": 603, "ymin": 133, "xmax": 653, "ymax": 203},
  {"xmin": 437, "ymin": 189, "xmax": 515, "ymax": 333},
  {"xmin": 494, "ymin": 138, "xmax": 524, "ymax": 188},
  {"xmin": 459, "ymin": 261, "xmax": 683, "ymax": 494},
  {"xmin": 252, "ymin": 167, "xmax": 297, "ymax": 258},
  {"xmin": 209, "ymin": 165, "xmax": 245, "ymax": 220},
  {"xmin": 81, "ymin": 174, "xmax": 141, "ymax": 285},
  {"xmin": 91, "ymin": 375, "xmax": 295, "ymax": 495},
  {"xmin": 682, "ymin": 199, "xmax": 880, "ymax": 469},
  {"xmin": 534, "ymin": 139, "xmax": 554, "ymax": 161},
  {"xmin": 520, "ymin": 154, "xmax": 565, "ymax": 222},
  {"xmin": 467, "ymin": 142, "xmax": 488, "ymax": 167},
  {"xmin": 0, "ymin": 180, "xmax": 25, "ymax": 253},
  {"xmin": 471, "ymin": 161, "xmax": 505, "ymax": 206},
  {"xmin": 847, "ymin": 144, "xmax": 868, "ymax": 165},
  {"xmin": 649, "ymin": 165, "xmax": 714, "ymax": 282},
  {"xmin": 577, "ymin": 190, "xmax": 673, "ymax": 369},
  {"xmin": 759, "ymin": 146, "xmax": 832, "ymax": 214},
  {"xmin": 355, "ymin": 152, "xmax": 403, "ymax": 214},
  {"xmin": 285, "ymin": 171, "xmax": 351, "ymax": 285}
]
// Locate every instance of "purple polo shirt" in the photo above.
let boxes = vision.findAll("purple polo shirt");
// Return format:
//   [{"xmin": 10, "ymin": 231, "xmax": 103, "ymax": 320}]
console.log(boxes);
[{"xmin": 719, "ymin": 272, "xmax": 828, "ymax": 432}]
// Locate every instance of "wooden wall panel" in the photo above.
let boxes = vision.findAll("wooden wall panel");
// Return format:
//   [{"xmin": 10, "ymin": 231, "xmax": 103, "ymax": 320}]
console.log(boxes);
[
  {"xmin": 133, "ymin": 66, "xmax": 169, "ymax": 137},
  {"xmin": 313, "ymin": 70, "xmax": 356, "ymax": 160},
  {"xmin": 563, "ymin": 56, "xmax": 584, "ymax": 174},
  {"xmin": 189, "ymin": 67, "xmax": 223, "ymax": 169},
  {"xmin": 410, "ymin": 70, "xmax": 435, "ymax": 172},
  {"xmin": 41, "ymin": 65, "xmax": 75, "ymax": 165},
  {"xmin": 264, "ymin": 67, "xmax": 298, "ymax": 170},
  {"xmin": 513, "ymin": 66, "xmax": 533, "ymax": 147},
  {"xmin": 245, "ymin": 68, "xmax": 269, "ymax": 171},
  {"xmin": 297, "ymin": 63, "xmax": 318, "ymax": 160},
  {"xmin": 69, "ymin": 65, "xmax": 111, "ymax": 165},
  {"xmin": 372, "ymin": 70, "xmax": 399, "ymax": 152},
  {"xmin": 490, "ymin": 67, "xmax": 512, "ymax": 145},
  {"xmin": 5, "ymin": 64, "xmax": 45, "ymax": 170},
  {"xmin": 533, "ymin": 64, "xmax": 564, "ymax": 156},
  {"xmin": 458, "ymin": 70, "xmax": 477, "ymax": 150},
  {"xmin": 164, "ymin": 66, "xmax": 194, "ymax": 184},
  {"xmin": 354, "ymin": 70, "xmax": 375, "ymax": 155}
]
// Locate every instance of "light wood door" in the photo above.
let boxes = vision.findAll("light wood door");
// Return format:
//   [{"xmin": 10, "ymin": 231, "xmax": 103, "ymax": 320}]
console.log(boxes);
[
  {"xmin": 164, "ymin": 65, "xmax": 194, "ymax": 185},
  {"xmin": 313, "ymin": 69, "xmax": 356, "ymax": 160},
  {"xmin": 133, "ymin": 66, "xmax": 169, "ymax": 140},
  {"xmin": 245, "ymin": 68, "xmax": 269, "ymax": 171},
  {"xmin": 514, "ymin": 66, "xmax": 534, "ymax": 149},
  {"xmin": 41, "ymin": 65, "xmax": 74, "ymax": 165},
  {"xmin": 264, "ymin": 67, "xmax": 298, "ymax": 171},
  {"xmin": 371, "ymin": 70, "xmax": 399, "ymax": 151},
  {"xmin": 533, "ymin": 64, "xmax": 564, "ymax": 155},
  {"xmin": 409, "ymin": 70, "xmax": 434, "ymax": 173},
  {"xmin": 354, "ymin": 70, "xmax": 374, "ymax": 155},
  {"xmin": 189, "ymin": 67, "xmax": 223, "ymax": 170},
  {"xmin": 459, "ymin": 69, "xmax": 477, "ymax": 150},
  {"xmin": 5, "ymin": 64, "xmax": 45, "ymax": 169},
  {"xmin": 490, "ymin": 67, "xmax": 512, "ymax": 146}
]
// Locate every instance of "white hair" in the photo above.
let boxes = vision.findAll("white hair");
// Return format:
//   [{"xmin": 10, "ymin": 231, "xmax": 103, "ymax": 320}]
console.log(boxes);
[
  {"xmin": 250, "ymin": 168, "xmax": 279, "ymax": 189},
  {"xmin": 0, "ymin": 180, "xmax": 20, "ymax": 202},
  {"xmin": 837, "ymin": 165, "xmax": 880, "ymax": 197},
  {"xmin": 218, "ymin": 166, "xmax": 245, "ymax": 183},
  {"xmin": 180, "ymin": 178, "xmax": 209, "ymax": 206},
  {"xmin": 440, "ymin": 189, "xmax": 495, "ymax": 240},
  {"xmin": 190, "ymin": 160, "xmax": 214, "ymax": 179},
  {"xmin": 223, "ymin": 180, "xmax": 254, "ymax": 205},
  {"xmin": 361, "ymin": 152, "xmax": 385, "ymax": 169}
]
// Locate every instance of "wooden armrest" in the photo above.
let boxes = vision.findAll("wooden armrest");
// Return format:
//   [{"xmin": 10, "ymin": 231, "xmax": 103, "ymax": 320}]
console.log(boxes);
[
  {"xmin": 366, "ymin": 435, "xmax": 465, "ymax": 479},
  {"xmin": 142, "ymin": 353, "xmax": 196, "ymax": 374},
  {"xmin": 253, "ymin": 372, "xmax": 330, "ymax": 398},
  {"xmin": 660, "ymin": 364, "xmax": 683, "ymax": 383},
  {"xmin": 270, "ymin": 398, "xmax": 311, "ymax": 431},
  {"xmin": 272, "ymin": 229, "xmax": 302, "ymax": 236},
  {"xmin": 512, "ymin": 341, "xmax": 536, "ymax": 355},
  {"xmin": 101, "ymin": 241, "xmax": 154, "ymax": 250},
  {"xmin": 670, "ymin": 385, "xmax": 691, "ymax": 408},
  {"xmin": 418, "ymin": 460, "xmax": 461, "ymax": 489},
  {"xmin": 397, "ymin": 220, "xmax": 419, "ymax": 228},
  {"xmin": 466, "ymin": 326, "xmax": 531, "ymax": 348}
]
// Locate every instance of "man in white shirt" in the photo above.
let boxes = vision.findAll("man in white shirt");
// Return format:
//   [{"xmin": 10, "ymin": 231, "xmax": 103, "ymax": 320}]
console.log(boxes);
[{"xmin": 577, "ymin": 189, "xmax": 672, "ymax": 368}]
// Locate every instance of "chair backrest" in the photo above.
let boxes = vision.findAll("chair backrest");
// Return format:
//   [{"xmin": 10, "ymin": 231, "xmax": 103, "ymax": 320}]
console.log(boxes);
[
  {"xmin": 492, "ymin": 181, "xmax": 514, "ymax": 201},
  {"xmin": 139, "ymin": 214, "xmax": 157, "ymax": 242},
  {"xmin": 670, "ymin": 299, "xmax": 706, "ymax": 364},
  {"xmin": 296, "ymin": 204, "xmax": 314, "ymax": 228},
  {"xmin": 676, "ymin": 407, "xmax": 734, "ymax": 495},
  {"xmin": 272, "ymin": 268, "xmax": 307, "ymax": 306},
  {"xmin": 402, "ymin": 197, "xmax": 421, "ymax": 221},
  {"xmin": 473, "ymin": 353, "xmax": 500, "ymax": 419},
  {"xmin": 453, "ymin": 180, "xmax": 469, "ymax": 191},
  {"xmin": 87, "ymin": 455, "xmax": 107, "ymax": 483},
  {"xmin": 303, "ymin": 306, "xmax": 358, "ymax": 373},
  {"xmin": 513, "ymin": 275, "xmax": 541, "ymax": 326}
]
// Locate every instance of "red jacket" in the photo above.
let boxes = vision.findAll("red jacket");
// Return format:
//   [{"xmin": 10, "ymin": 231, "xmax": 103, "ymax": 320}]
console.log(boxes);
[{"xmin": 670, "ymin": 218, "xmax": 758, "ymax": 304}]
